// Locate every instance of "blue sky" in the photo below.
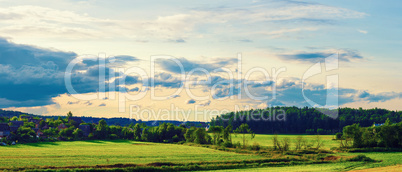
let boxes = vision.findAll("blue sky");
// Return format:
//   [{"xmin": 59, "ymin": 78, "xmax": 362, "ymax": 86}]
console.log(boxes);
[{"xmin": 0, "ymin": 0, "xmax": 401, "ymax": 119}]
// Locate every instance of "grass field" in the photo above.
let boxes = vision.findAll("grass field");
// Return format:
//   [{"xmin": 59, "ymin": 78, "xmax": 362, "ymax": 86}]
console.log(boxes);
[
  {"xmin": 203, "ymin": 134, "xmax": 402, "ymax": 172},
  {"xmin": 203, "ymin": 151, "xmax": 402, "ymax": 172},
  {"xmin": 231, "ymin": 134, "xmax": 340, "ymax": 150},
  {"xmin": 1, "ymin": 135, "xmax": 400, "ymax": 171},
  {"xmin": 0, "ymin": 140, "xmax": 265, "ymax": 169}
]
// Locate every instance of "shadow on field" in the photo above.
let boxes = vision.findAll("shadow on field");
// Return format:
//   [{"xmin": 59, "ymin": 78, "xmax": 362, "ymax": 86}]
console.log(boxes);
[
  {"xmin": 82, "ymin": 139, "xmax": 133, "ymax": 144},
  {"xmin": 14, "ymin": 139, "xmax": 134, "ymax": 147},
  {"xmin": 21, "ymin": 141, "xmax": 60, "ymax": 147}
]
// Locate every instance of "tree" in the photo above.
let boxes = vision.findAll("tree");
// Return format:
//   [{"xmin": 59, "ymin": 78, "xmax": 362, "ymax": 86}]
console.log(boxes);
[
  {"xmin": 95, "ymin": 119, "xmax": 109, "ymax": 139},
  {"xmin": 343, "ymin": 123, "xmax": 363, "ymax": 148},
  {"xmin": 209, "ymin": 126, "xmax": 223, "ymax": 145},
  {"xmin": 194, "ymin": 128, "xmax": 210, "ymax": 144},
  {"xmin": 10, "ymin": 116, "xmax": 18, "ymax": 121},
  {"xmin": 385, "ymin": 118, "xmax": 391, "ymax": 126},
  {"xmin": 234, "ymin": 123, "xmax": 255, "ymax": 148},
  {"xmin": 67, "ymin": 111, "xmax": 73, "ymax": 120},
  {"xmin": 133, "ymin": 124, "xmax": 142, "ymax": 140},
  {"xmin": 16, "ymin": 127, "xmax": 37, "ymax": 143},
  {"xmin": 185, "ymin": 127, "xmax": 196, "ymax": 142},
  {"xmin": 73, "ymin": 128, "xmax": 84, "ymax": 140},
  {"xmin": 223, "ymin": 125, "xmax": 232, "ymax": 143},
  {"xmin": 59, "ymin": 126, "xmax": 75, "ymax": 139},
  {"xmin": 141, "ymin": 128, "xmax": 149, "ymax": 141}
]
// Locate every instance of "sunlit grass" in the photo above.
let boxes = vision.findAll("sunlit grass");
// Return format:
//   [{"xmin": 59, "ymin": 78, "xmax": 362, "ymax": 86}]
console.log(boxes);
[
  {"xmin": 0, "ymin": 140, "xmax": 264, "ymax": 169},
  {"xmin": 230, "ymin": 134, "xmax": 339, "ymax": 150}
]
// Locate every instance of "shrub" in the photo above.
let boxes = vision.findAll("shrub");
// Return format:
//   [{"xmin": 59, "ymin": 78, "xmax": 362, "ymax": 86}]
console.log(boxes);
[
  {"xmin": 347, "ymin": 155, "xmax": 375, "ymax": 162},
  {"xmin": 335, "ymin": 132, "xmax": 342, "ymax": 140},
  {"xmin": 222, "ymin": 141, "xmax": 233, "ymax": 148},
  {"xmin": 250, "ymin": 142, "xmax": 261, "ymax": 151}
]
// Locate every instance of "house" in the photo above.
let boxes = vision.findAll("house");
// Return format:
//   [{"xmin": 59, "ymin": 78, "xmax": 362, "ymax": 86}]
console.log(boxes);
[
  {"xmin": 205, "ymin": 124, "xmax": 210, "ymax": 131},
  {"xmin": 28, "ymin": 118, "xmax": 42, "ymax": 124},
  {"xmin": 32, "ymin": 128, "xmax": 44, "ymax": 138},
  {"xmin": 58, "ymin": 123, "xmax": 68, "ymax": 131},
  {"xmin": 373, "ymin": 123, "xmax": 384, "ymax": 127},
  {"xmin": 41, "ymin": 124, "xmax": 49, "ymax": 130},
  {"xmin": 0, "ymin": 123, "xmax": 11, "ymax": 139},
  {"xmin": 79, "ymin": 125, "xmax": 91, "ymax": 137}
]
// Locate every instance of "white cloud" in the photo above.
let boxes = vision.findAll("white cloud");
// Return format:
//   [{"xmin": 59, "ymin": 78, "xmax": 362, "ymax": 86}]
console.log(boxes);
[
  {"xmin": 0, "ymin": 2, "xmax": 367, "ymax": 41},
  {"xmin": 357, "ymin": 29, "xmax": 368, "ymax": 34}
]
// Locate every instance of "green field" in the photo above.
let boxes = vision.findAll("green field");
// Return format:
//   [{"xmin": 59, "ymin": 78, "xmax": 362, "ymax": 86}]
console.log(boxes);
[
  {"xmin": 0, "ymin": 140, "xmax": 264, "ymax": 169},
  {"xmin": 1, "ymin": 135, "xmax": 401, "ymax": 171},
  {"xmin": 231, "ymin": 134, "xmax": 339, "ymax": 150},
  {"xmin": 204, "ymin": 151, "xmax": 402, "ymax": 172}
]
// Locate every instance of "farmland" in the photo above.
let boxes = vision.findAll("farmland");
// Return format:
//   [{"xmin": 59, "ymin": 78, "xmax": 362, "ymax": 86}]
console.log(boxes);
[
  {"xmin": 0, "ymin": 135, "xmax": 401, "ymax": 171},
  {"xmin": 0, "ymin": 140, "xmax": 264, "ymax": 169},
  {"xmin": 231, "ymin": 134, "xmax": 339, "ymax": 150}
]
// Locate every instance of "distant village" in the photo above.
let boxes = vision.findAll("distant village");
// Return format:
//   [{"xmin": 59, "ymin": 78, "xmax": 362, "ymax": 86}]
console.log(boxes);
[{"xmin": 0, "ymin": 112, "xmax": 209, "ymax": 146}]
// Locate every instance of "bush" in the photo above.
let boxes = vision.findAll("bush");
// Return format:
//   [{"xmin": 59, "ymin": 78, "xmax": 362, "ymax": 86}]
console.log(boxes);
[
  {"xmin": 234, "ymin": 141, "xmax": 241, "ymax": 148},
  {"xmin": 335, "ymin": 132, "xmax": 342, "ymax": 140},
  {"xmin": 250, "ymin": 142, "xmax": 261, "ymax": 151},
  {"xmin": 88, "ymin": 133, "xmax": 94, "ymax": 139},
  {"xmin": 109, "ymin": 134, "xmax": 118, "ymax": 139},
  {"xmin": 222, "ymin": 141, "xmax": 233, "ymax": 148},
  {"xmin": 347, "ymin": 155, "xmax": 375, "ymax": 162}
]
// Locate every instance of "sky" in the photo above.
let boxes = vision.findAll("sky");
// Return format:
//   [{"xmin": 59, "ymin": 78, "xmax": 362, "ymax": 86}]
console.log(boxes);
[{"xmin": 0, "ymin": 0, "xmax": 401, "ymax": 121}]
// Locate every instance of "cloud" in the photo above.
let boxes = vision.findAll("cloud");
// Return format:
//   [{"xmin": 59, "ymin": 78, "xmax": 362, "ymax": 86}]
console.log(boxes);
[
  {"xmin": 67, "ymin": 101, "xmax": 80, "ymax": 105},
  {"xmin": 0, "ymin": 38, "xmax": 139, "ymax": 108},
  {"xmin": 357, "ymin": 29, "xmax": 368, "ymax": 34},
  {"xmin": 198, "ymin": 100, "xmax": 211, "ymax": 106},
  {"xmin": 168, "ymin": 95, "xmax": 181, "ymax": 99},
  {"xmin": 153, "ymin": 73, "xmax": 183, "ymax": 88},
  {"xmin": 186, "ymin": 99, "xmax": 196, "ymax": 104},
  {"xmin": 169, "ymin": 38, "xmax": 186, "ymax": 43},
  {"xmin": 156, "ymin": 57, "xmax": 238, "ymax": 74},
  {"xmin": 0, "ymin": 2, "xmax": 367, "ymax": 42},
  {"xmin": 129, "ymin": 87, "xmax": 140, "ymax": 92},
  {"xmin": 238, "ymin": 39, "xmax": 252, "ymax": 43},
  {"xmin": 278, "ymin": 49, "xmax": 363, "ymax": 62},
  {"xmin": 84, "ymin": 101, "xmax": 93, "ymax": 106}
]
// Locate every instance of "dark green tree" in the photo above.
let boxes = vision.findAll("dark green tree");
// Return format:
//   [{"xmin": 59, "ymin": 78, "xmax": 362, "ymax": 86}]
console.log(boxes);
[{"xmin": 133, "ymin": 123, "xmax": 142, "ymax": 140}]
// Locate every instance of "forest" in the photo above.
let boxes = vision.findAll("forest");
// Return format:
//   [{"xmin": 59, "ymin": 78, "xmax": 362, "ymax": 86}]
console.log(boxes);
[{"xmin": 210, "ymin": 106, "xmax": 402, "ymax": 134}]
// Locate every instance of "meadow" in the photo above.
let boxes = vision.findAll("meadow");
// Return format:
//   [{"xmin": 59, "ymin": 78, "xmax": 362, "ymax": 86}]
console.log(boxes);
[
  {"xmin": 0, "ymin": 135, "xmax": 400, "ymax": 171},
  {"xmin": 0, "ymin": 140, "xmax": 264, "ymax": 169},
  {"xmin": 205, "ymin": 134, "xmax": 402, "ymax": 172},
  {"xmin": 203, "ymin": 151, "xmax": 402, "ymax": 172},
  {"xmin": 231, "ymin": 134, "xmax": 340, "ymax": 150}
]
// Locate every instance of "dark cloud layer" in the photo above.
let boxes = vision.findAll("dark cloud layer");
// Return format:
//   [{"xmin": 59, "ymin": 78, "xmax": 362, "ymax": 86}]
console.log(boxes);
[
  {"xmin": 279, "ymin": 49, "xmax": 363, "ymax": 62},
  {"xmin": 0, "ymin": 38, "xmax": 138, "ymax": 108}
]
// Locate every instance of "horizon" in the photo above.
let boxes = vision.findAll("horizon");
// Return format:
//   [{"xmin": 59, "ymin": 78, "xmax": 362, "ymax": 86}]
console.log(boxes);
[{"xmin": 0, "ymin": 0, "xmax": 401, "ymax": 121}]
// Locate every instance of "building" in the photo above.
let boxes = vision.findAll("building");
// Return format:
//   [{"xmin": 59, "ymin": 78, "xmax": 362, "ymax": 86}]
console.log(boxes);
[
  {"xmin": 373, "ymin": 123, "xmax": 385, "ymax": 127},
  {"xmin": 0, "ymin": 123, "xmax": 11, "ymax": 139},
  {"xmin": 29, "ymin": 118, "xmax": 42, "ymax": 124},
  {"xmin": 58, "ymin": 123, "xmax": 68, "ymax": 131}
]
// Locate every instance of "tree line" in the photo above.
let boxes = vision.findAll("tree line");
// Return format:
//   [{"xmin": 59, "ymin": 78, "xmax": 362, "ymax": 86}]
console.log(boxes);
[
  {"xmin": 1, "ymin": 112, "xmax": 257, "ymax": 149},
  {"xmin": 210, "ymin": 106, "xmax": 402, "ymax": 134},
  {"xmin": 341, "ymin": 119, "xmax": 402, "ymax": 148}
]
